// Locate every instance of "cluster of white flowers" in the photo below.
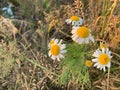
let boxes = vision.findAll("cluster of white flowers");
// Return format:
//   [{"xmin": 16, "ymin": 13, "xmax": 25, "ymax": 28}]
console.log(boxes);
[
  {"xmin": 65, "ymin": 16, "xmax": 94, "ymax": 44},
  {"xmin": 48, "ymin": 16, "xmax": 112, "ymax": 72}
]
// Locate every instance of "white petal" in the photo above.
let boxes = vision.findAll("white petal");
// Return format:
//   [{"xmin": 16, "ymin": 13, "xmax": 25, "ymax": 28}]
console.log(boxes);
[
  {"xmin": 89, "ymin": 34, "xmax": 94, "ymax": 43},
  {"xmin": 58, "ymin": 39, "xmax": 63, "ymax": 45},
  {"xmin": 74, "ymin": 36, "xmax": 80, "ymax": 41},
  {"xmin": 108, "ymin": 54, "xmax": 112, "ymax": 58},
  {"xmin": 51, "ymin": 55, "xmax": 56, "ymax": 60},
  {"xmin": 97, "ymin": 64, "xmax": 102, "ymax": 69},
  {"xmin": 65, "ymin": 19, "xmax": 69, "ymax": 23},
  {"xmin": 100, "ymin": 66, "xmax": 103, "ymax": 70},
  {"xmin": 54, "ymin": 39, "xmax": 59, "ymax": 44},
  {"xmin": 72, "ymin": 36, "xmax": 79, "ymax": 43},
  {"xmin": 72, "ymin": 21, "xmax": 75, "ymax": 26},
  {"xmin": 96, "ymin": 49, "xmax": 101, "ymax": 55},
  {"xmin": 107, "ymin": 51, "xmax": 112, "ymax": 58},
  {"xmin": 107, "ymin": 62, "xmax": 111, "ymax": 68},
  {"xmin": 61, "ymin": 44, "xmax": 66, "ymax": 49},
  {"xmin": 65, "ymin": 19, "xmax": 71, "ymax": 24},
  {"xmin": 103, "ymin": 67, "xmax": 106, "ymax": 71},
  {"xmin": 106, "ymin": 48, "xmax": 109, "ymax": 54},
  {"xmin": 69, "ymin": 20, "xmax": 72, "ymax": 24},
  {"xmin": 60, "ymin": 50, "xmax": 67, "ymax": 53},
  {"xmin": 74, "ymin": 22, "xmax": 77, "ymax": 26},
  {"xmin": 59, "ymin": 54, "xmax": 64, "ymax": 59},
  {"xmin": 78, "ymin": 38, "xmax": 84, "ymax": 44},
  {"xmin": 108, "ymin": 51, "xmax": 111, "ymax": 55},
  {"xmin": 48, "ymin": 51, "xmax": 51, "ymax": 56},
  {"xmin": 77, "ymin": 38, "xmax": 81, "ymax": 44},
  {"xmin": 71, "ymin": 29, "xmax": 76, "ymax": 34},
  {"xmin": 94, "ymin": 62, "xmax": 99, "ymax": 67},
  {"xmin": 85, "ymin": 38, "xmax": 89, "ymax": 44},
  {"xmin": 72, "ymin": 26, "xmax": 79, "ymax": 30},
  {"xmin": 57, "ymin": 57, "xmax": 61, "ymax": 61},
  {"xmin": 76, "ymin": 21, "xmax": 80, "ymax": 26},
  {"xmin": 93, "ymin": 52, "xmax": 100, "ymax": 57},
  {"xmin": 102, "ymin": 48, "xmax": 105, "ymax": 53},
  {"xmin": 80, "ymin": 18, "xmax": 83, "ymax": 24},
  {"xmin": 92, "ymin": 58, "xmax": 98, "ymax": 62},
  {"xmin": 110, "ymin": 56, "xmax": 112, "ymax": 59}
]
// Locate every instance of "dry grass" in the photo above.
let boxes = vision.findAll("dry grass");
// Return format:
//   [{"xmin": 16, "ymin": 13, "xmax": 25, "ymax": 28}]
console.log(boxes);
[{"xmin": 0, "ymin": 0, "xmax": 120, "ymax": 90}]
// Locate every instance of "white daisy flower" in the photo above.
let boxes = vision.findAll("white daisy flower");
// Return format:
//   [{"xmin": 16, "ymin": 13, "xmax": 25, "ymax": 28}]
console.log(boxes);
[
  {"xmin": 48, "ymin": 38, "xmax": 58, "ymax": 48},
  {"xmin": 65, "ymin": 16, "xmax": 83, "ymax": 26},
  {"xmin": 48, "ymin": 39, "xmax": 67, "ymax": 61},
  {"xmin": 71, "ymin": 26, "xmax": 94, "ymax": 44},
  {"xmin": 92, "ymin": 48, "xmax": 112, "ymax": 71}
]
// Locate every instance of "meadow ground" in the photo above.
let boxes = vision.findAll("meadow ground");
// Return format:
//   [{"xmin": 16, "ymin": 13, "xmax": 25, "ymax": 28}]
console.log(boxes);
[{"xmin": 0, "ymin": 0, "xmax": 120, "ymax": 90}]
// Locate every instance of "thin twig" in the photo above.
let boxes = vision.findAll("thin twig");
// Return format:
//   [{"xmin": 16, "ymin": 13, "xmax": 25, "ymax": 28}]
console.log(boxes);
[
  {"xmin": 112, "ymin": 52, "xmax": 120, "ymax": 58},
  {"xmin": 29, "ymin": 64, "xmax": 37, "ymax": 86},
  {"xmin": 59, "ymin": 30, "xmax": 71, "ymax": 38}
]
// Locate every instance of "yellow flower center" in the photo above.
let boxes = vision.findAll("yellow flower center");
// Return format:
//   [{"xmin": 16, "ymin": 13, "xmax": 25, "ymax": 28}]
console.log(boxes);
[
  {"xmin": 98, "ymin": 54, "xmax": 110, "ymax": 65},
  {"xmin": 50, "ymin": 44, "xmax": 60, "ymax": 56},
  {"xmin": 70, "ymin": 16, "xmax": 79, "ymax": 21},
  {"xmin": 77, "ymin": 26, "xmax": 90, "ymax": 38},
  {"xmin": 85, "ymin": 60, "xmax": 93, "ymax": 67},
  {"xmin": 49, "ymin": 40, "xmax": 54, "ymax": 47}
]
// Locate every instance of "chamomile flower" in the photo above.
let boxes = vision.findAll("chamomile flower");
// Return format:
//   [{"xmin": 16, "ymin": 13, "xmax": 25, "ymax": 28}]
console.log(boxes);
[
  {"xmin": 48, "ymin": 39, "xmax": 66, "ymax": 61},
  {"xmin": 85, "ymin": 60, "xmax": 93, "ymax": 67},
  {"xmin": 92, "ymin": 48, "xmax": 112, "ymax": 71},
  {"xmin": 65, "ymin": 16, "xmax": 83, "ymax": 26},
  {"xmin": 71, "ymin": 26, "xmax": 94, "ymax": 44}
]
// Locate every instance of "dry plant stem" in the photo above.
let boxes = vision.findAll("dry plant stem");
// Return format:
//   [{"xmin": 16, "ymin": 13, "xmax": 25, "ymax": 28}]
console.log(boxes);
[
  {"xmin": 107, "ymin": 68, "xmax": 110, "ymax": 90},
  {"xmin": 29, "ymin": 64, "xmax": 37, "ymax": 86},
  {"xmin": 107, "ymin": 0, "xmax": 117, "ymax": 24},
  {"xmin": 95, "ymin": 39, "xmax": 106, "ymax": 42},
  {"xmin": 81, "ymin": 84, "xmax": 84, "ymax": 90},
  {"xmin": 59, "ymin": 30, "xmax": 71, "ymax": 38},
  {"xmin": 27, "ymin": 58, "xmax": 58, "ymax": 77},
  {"xmin": 67, "ymin": 80, "xmax": 71, "ymax": 90},
  {"xmin": 112, "ymin": 52, "xmax": 120, "ymax": 58},
  {"xmin": 37, "ymin": 75, "xmax": 47, "ymax": 86},
  {"xmin": 22, "ymin": 72, "xmax": 29, "ymax": 90}
]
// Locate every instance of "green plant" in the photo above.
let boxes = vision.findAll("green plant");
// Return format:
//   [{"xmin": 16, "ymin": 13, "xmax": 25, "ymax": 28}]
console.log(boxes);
[
  {"xmin": 0, "ymin": 41, "xmax": 20, "ymax": 77},
  {"xmin": 58, "ymin": 43, "xmax": 91, "ymax": 89}
]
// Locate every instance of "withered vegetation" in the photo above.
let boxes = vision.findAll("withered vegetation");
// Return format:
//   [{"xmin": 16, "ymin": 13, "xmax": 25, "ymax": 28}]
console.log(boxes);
[{"xmin": 0, "ymin": 0, "xmax": 120, "ymax": 90}]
